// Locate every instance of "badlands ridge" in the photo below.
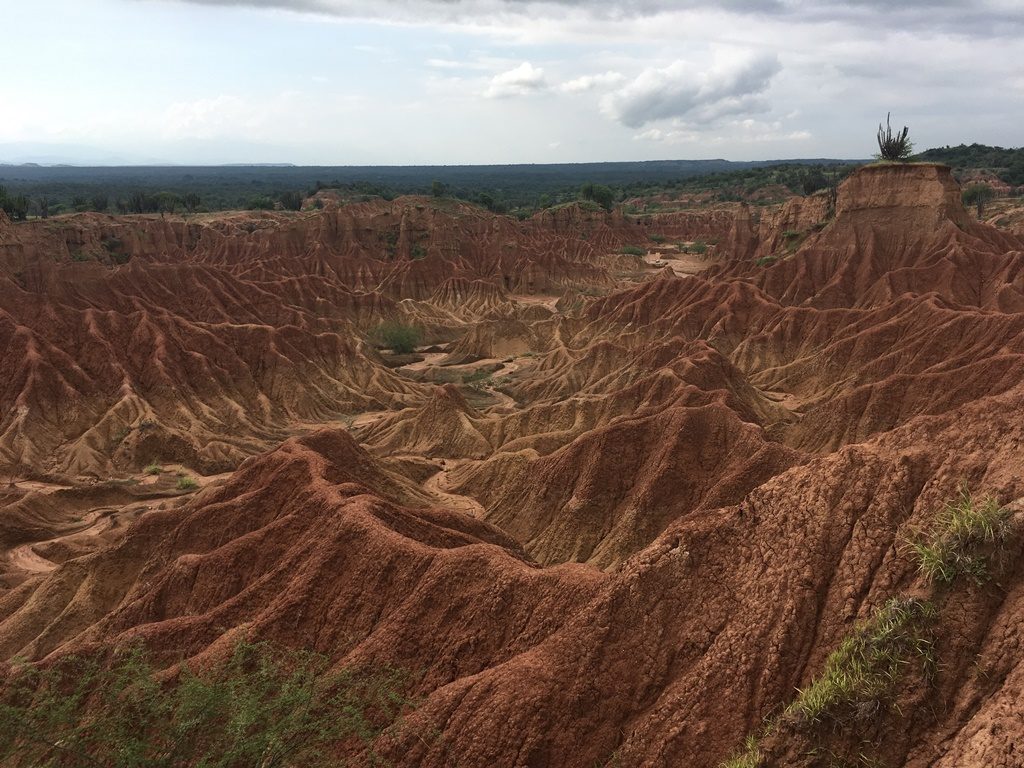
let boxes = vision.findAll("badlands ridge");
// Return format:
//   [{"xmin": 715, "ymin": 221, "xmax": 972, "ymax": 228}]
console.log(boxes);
[{"xmin": 0, "ymin": 164, "xmax": 1023, "ymax": 767}]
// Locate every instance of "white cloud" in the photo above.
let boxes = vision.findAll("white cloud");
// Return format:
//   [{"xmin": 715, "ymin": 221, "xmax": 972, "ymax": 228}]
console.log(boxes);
[
  {"xmin": 601, "ymin": 52, "xmax": 782, "ymax": 128},
  {"xmin": 483, "ymin": 62, "xmax": 548, "ymax": 98},
  {"xmin": 426, "ymin": 58, "xmax": 464, "ymax": 69},
  {"xmin": 560, "ymin": 71, "xmax": 625, "ymax": 93},
  {"xmin": 636, "ymin": 118, "xmax": 811, "ymax": 146}
]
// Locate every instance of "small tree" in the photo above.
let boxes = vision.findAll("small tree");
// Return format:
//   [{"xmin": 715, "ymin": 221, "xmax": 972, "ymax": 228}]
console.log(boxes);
[
  {"xmin": 182, "ymin": 192, "xmax": 201, "ymax": 214},
  {"xmin": 431, "ymin": 180, "xmax": 448, "ymax": 198},
  {"xmin": 580, "ymin": 183, "xmax": 615, "ymax": 211},
  {"xmin": 279, "ymin": 190, "xmax": 303, "ymax": 211},
  {"xmin": 375, "ymin": 321, "xmax": 421, "ymax": 354},
  {"xmin": 962, "ymin": 184, "xmax": 996, "ymax": 218},
  {"xmin": 876, "ymin": 113, "xmax": 913, "ymax": 162}
]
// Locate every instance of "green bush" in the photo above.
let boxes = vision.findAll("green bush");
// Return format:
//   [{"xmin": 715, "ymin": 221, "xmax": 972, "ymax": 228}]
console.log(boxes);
[
  {"xmin": 907, "ymin": 487, "xmax": 1010, "ymax": 584},
  {"xmin": 176, "ymin": 476, "xmax": 199, "ymax": 491},
  {"xmin": 375, "ymin": 322, "xmax": 421, "ymax": 354},
  {"xmin": 620, "ymin": 245, "xmax": 645, "ymax": 256},
  {"xmin": 0, "ymin": 639, "xmax": 410, "ymax": 768},
  {"xmin": 144, "ymin": 463, "xmax": 162, "ymax": 476},
  {"xmin": 649, "ymin": 233, "xmax": 666, "ymax": 244},
  {"xmin": 579, "ymin": 183, "xmax": 615, "ymax": 211},
  {"xmin": 688, "ymin": 241, "xmax": 709, "ymax": 255}
]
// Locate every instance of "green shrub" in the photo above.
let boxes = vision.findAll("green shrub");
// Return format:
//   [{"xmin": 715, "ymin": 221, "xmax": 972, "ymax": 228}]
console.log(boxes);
[
  {"xmin": 176, "ymin": 476, "xmax": 199, "ymax": 491},
  {"xmin": 620, "ymin": 245, "xmax": 645, "ymax": 256},
  {"xmin": 0, "ymin": 639, "xmax": 411, "ymax": 768},
  {"xmin": 907, "ymin": 487, "xmax": 1010, "ymax": 584},
  {"xmin": 756, "ymin": 255, "xmax": 777, "ymax": 267},
  {"xmin": 688, "ymin": 241, "xmax": 709, "ymax": 255},
  {"xmin": 375, "ymin": 322, "xmax": 421, "ymax": 354},
  {"xmin": 144, "ymin": 463, "xmax": 162, "ymax": 476},
  {"xmin": 784, "ymin": 597, "xmax": 935, "ymax": 726},
  {"xmin": 649, "ymin": 233, "xmax": 666, "ymax": 244},
  {"xmin": 411, "ymin": 245, "xmax": 427, "ymax": 260},
  {"xmin": 461, "ymin": 370, "xmax": 491, "ymax": 385}
]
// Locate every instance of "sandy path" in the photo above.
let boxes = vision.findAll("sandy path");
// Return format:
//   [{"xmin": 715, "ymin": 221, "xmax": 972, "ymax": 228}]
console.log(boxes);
[
  {"xmin": 644, "ymin": 251, "xmax": 714, "ymax": 276},
  {"xmin": 511, "ymin": 294, "xmax": 560, "ymax": 311},
  {"xmin": 423, "ymin": 464, "xmax": 486, "ymax": 518},
  {"xmin": 6, "ymin": 506, "xmax": 125, "ymax": 575},
  {"xmin": 401, "ymin": 351, "xmax": 449, "ymax": 372}
]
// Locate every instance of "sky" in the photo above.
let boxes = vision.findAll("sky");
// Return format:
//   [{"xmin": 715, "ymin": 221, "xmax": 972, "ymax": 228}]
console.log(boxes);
[{"xmin": 2, "ymin": 0, "xmax": 1022, "ymax": 165}]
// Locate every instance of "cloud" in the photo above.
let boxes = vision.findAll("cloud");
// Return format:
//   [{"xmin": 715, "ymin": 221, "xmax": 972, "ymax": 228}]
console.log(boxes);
[
  {"xmin": 426, "ymin": 58, "xmax": 464, "ymax": 69},
  {"xmin": 161, "ymin": 0, "xmax": 1024, "ymax": 36},
  {"xmin": 560, "ymin": 71, "xmax": 625, "ymax": 93},
  {"xmin": 636, "ymin": 118, "xmax": 811, "ymax": 145},
  {"xmin": 600, "ymin": 52, "xmax": 781, "ymax": 128},
  {"xmin": 483, "ymin": 62, "xmax": 548, "ymax": 98}
]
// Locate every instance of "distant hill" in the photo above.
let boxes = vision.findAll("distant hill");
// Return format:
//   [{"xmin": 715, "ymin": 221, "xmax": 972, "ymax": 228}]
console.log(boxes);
[
  {"xmin": 913, "ymin": 143, "xmax": 1024, "ymax": 185},
  {"xmin": 0, "ymin": 159, "xmax": 857, "ymax": 217}
]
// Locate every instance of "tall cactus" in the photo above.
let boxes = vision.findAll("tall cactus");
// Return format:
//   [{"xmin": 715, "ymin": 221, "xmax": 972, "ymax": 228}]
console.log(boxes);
[{"xmin": 877, "ymin": 113, "xmax": 913, "ymax": 161}]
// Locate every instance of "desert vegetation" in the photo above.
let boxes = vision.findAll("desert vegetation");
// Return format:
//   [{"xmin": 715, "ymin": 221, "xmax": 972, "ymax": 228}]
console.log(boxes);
[
  {"xmin": 906, "ymin": 487, "xmax": 1011, "ymax": 584},
  {"xmin": 0, "ymin": 640, "xmax": 410, "ymax": 768},
  {"xmin": 876, "ymin": 113, "xmax": 914, "ymax": 162},
  {"xmin": 374, "ymin": 321, "xmax": 422, "ymax": 354},
  {"xmin": 721, "ymin": 597, "xmax": 936, "ymax": 768},
  {"xmin": 176, "ymin": 475, "xmax": 199, "ymax": 491}
]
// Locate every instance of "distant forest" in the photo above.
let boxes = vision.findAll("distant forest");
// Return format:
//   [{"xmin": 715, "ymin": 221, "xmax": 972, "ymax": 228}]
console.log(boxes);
[
  {"xmin": 914, "ymin": 143, "xmax": 1024, "ymax": 184},
  {"xmin": 1, "ymin": 145, "xmax": 1020, "ymax": 221},
  {"xmin": 0, "ymin": 158, "xmax": 854, "ymax": 219}
]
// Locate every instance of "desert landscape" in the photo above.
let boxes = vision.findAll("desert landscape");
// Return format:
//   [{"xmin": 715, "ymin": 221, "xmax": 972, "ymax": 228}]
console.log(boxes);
[
  {"xmin": 1, "ymin": 155, "xmax": 1023, "ymax": 766},
  {"xmin": 3, "ymin": 0, "xmax": 1024, "ymax": 766}
]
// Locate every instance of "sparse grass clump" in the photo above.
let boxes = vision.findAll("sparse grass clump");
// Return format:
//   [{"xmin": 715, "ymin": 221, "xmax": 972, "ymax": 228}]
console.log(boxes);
[
  {"xmin": 720, "ymin": 734, "xmax": 762, "ymax": 768},
  {"xmin": 907, "ymin": 487, "xmax": 1010, "ymax": 584},
  {"xmin": 785, "ymin": 597, "xmax": 935, "ymax": 726},
  {"xmin": 144, "ymin": 463, "xmax": 162, "ymax": 476},
  {"xmin": 0, "ymin": 639, "xmax": 411, "ymax": 768},
  {"xmin": 620, "ymin": 245, "xmax": 645, "ymax": 256},
  {"xmin": 176, "ymin": 475, "xmax": 199, "ymax": 491}
]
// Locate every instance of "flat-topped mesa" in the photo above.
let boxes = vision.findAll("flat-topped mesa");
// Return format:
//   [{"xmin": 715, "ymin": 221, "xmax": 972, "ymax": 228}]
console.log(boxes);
[{"xmin": 834, "ymin": 162, "xmax": 971, "ymax": 231}]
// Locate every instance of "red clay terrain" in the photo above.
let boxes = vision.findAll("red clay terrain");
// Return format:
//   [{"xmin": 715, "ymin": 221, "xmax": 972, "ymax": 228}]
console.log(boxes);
[{"xmin": 1, "ymin": 165, "xmax": 1023, "ymax": 767}]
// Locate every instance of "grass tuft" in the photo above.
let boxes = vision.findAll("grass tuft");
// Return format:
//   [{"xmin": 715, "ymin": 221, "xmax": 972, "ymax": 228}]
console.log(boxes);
[
  {"xmin": 907, "ymin": 487, "xmax": 1010, "ymax": 584},
  {"xmin": 143, "ymin": 463, "xmax": 162, "ymax": 476},
  {"xmin": 720, "ymin": 734, "xmax": 762, "ymax": 768},
  {"xmin": 784, "ymin": 597, "xmax": 935, "ymax": 726}
]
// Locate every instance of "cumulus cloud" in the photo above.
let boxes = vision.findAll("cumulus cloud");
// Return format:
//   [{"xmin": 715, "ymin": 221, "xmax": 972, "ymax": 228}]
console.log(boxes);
[
  {"xmin": 600, "ymin": 52, "xmax": 781, "ymax": 129},
  {"xmin": 483, "ymin": 62, "xmax": 548, "ymax": 98},
  {"xmin": 560, "ymin": 71, "xmax": 625, "ymax": 93}
]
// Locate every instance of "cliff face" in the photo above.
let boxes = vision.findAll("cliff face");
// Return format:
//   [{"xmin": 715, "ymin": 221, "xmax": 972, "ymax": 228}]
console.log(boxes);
[{"xmin": 834, "ymin": 162, "xmax": 970, "ymax": 230}]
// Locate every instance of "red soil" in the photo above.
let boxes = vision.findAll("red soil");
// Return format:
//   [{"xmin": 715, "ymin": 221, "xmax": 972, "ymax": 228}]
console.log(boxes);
[{"xmin": 2, "ymin": 166, "xmax": 1024, "ymax": 766}]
